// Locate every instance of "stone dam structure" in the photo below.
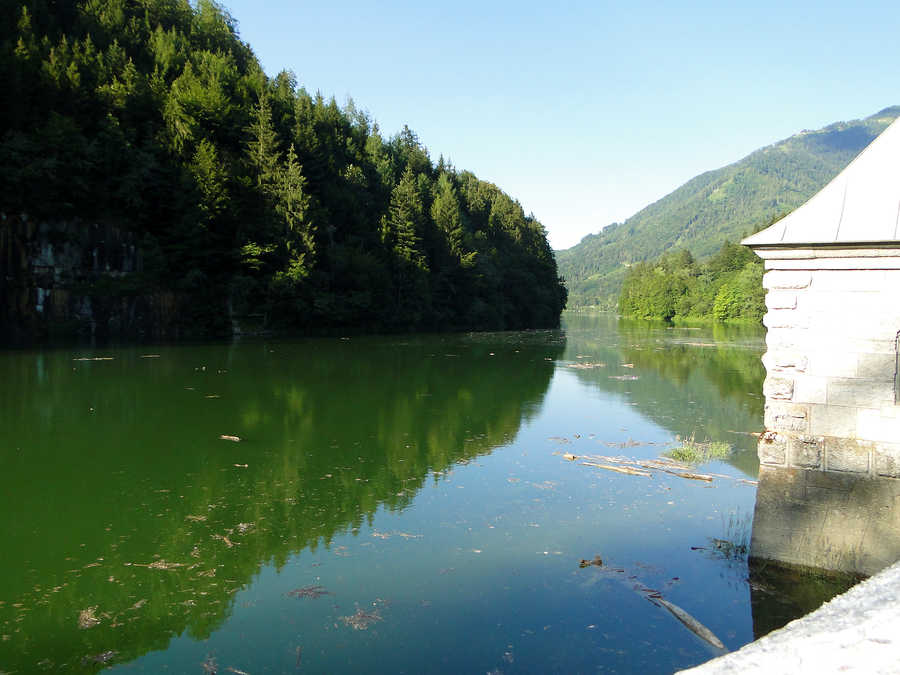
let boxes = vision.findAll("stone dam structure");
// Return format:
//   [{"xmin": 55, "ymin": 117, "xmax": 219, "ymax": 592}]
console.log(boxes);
[{"xmin": 743, "ymin": 116, "xmax": 900, "ymax": 577}]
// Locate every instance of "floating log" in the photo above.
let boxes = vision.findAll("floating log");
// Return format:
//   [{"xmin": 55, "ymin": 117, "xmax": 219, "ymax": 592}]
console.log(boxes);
[
  {"xmin": 660, "ymin": 469, "xmax": 714, "ymax": 482},
  {"xmin": 656, "ymin": 598, "xmax": 725, "ymax": 650},
  {"xmin": 580, "ymin": 461, "xmax": 651, "ymax": 477}
]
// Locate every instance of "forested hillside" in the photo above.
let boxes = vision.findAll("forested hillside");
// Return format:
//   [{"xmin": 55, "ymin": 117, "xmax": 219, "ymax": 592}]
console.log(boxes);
[
  {"xmin": 557, "ymin": 107, "xmax": 900, "ymax": 308},
  {"xmin": 0, "ymin": 0, "xmax": 566, "ymax": 339}
]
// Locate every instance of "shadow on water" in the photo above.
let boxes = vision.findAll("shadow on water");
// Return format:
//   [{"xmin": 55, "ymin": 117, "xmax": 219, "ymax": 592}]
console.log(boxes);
[{"xmin": 0, "ymin": 331, "xmax": 564, "ymax": 672}]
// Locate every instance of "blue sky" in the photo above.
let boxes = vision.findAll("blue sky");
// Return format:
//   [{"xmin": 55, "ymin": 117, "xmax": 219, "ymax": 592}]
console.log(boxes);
[{"xmin": 221, "ymin": 0, "xmax": 898, "ymax": 250}]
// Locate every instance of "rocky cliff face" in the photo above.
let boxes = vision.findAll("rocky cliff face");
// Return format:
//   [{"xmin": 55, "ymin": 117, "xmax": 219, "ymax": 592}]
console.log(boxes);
[{"xmin": 1, "ymin": 214, "xmax": 184, "ymax": 342}]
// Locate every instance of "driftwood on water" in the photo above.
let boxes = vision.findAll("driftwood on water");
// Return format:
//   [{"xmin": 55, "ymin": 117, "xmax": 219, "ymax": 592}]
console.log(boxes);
[
  {"xmin": 654, "ymin": 598, "xmax": 726, "ymax": 650},
  {"xmin": 578, "ymin": 556, "xmax": 726, "ymax": 652}
]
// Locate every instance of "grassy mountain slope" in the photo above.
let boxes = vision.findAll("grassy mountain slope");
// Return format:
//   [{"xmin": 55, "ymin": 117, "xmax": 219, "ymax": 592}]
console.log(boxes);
[{"xmin": 557, "ymin": 106, "xmax": 900, "ymax": 308}]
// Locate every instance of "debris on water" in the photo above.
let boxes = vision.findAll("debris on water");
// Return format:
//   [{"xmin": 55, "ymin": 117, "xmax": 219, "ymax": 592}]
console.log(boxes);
[
  {"xmin": 213, "ymin": 534, "xmax": 235, "ymax": 548},
  {"xmin": 581, "ymin": 461, "xmax": 651, "ymax": 477},
  {"xmin": 128, "ymin": 559, "xmax": 183, "ymax": 570},
  {"xmin": 78, "ymin": 606, "xmax": 101, "ymax": 629},
  {"xmin": 202, "ymin": 655, "xmax": 218, "ymax": 673},
  {"xmin": 340, "ymin": 605, "xmax": 383, "ymax": 630},
  {"xmin": 579, "ymin": 555, "xmax": 604, "ymax": 568},
  {"xmin": 234, "ymin": 463, "xmax": 249, "ymax": 468},
  {"xmin": 579, "ymin": 557, "xmax": 726, "ymax": 651},
  {"xmin": 286, "ymin": 585, "xmax": 330, "ymax": 599},
  {"xmin": 225, "ymin": 667, "xmax": 250, "ymax": 674},
  {"xmin": 236, "ymin": 522, "xmax": 254, "ymax": 534},
  {"xmin": 186, "ymin": 514, "xmax": 207, "ymax": 522},
  {"xmin": 562, "ymin": 453, "xmax": 578, "ymax": 461},
  {"xmin": 296, "ymin": 645, "xmax": 302, "ymax": 667},
  {"xmin": 219, "ymin": 435, "xmax": 241, "ymax": 442},
  {"xmin": 130, "ymin": 599, "xmax": 147, "ymax": 610},
  {"xmin": 654, "ymin": 598, "xmax": 726, "ymax": 650},
  {"xmin": 140, "ymin": 354, "xmax": 161, "ymax": 358},
  {"xmin": 609, "ymin": 374, "xmax": 640, "ymax": 381},
  {"xmin": 81, "ymin": 650, "xmax": 117, "ymax": 665},
  {"xmin": 73, "ymin": 356, "xmax": 115, "ymax": 361}
]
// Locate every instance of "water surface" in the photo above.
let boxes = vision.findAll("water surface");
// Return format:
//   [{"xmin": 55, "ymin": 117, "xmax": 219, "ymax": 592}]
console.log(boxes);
[{"xmin": 2, "ymin": 314, "xmax": 770, "ymax": 673}]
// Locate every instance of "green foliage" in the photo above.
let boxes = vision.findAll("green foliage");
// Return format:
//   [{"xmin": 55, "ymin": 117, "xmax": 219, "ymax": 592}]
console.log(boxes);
[
  {"xmin": 619, "ymin": 242, "xmax": 765, "ymax": 323},
  {"xmin": 665, "ymin": 436, "xmax": 733, "ymax": 464},
  {"xmin": 0, "ymin": 0, "xmax": 566, "ymax": 337},
  {"xmin": 557, "ymin": 107, "xmax": 900, "ymax": 308}
]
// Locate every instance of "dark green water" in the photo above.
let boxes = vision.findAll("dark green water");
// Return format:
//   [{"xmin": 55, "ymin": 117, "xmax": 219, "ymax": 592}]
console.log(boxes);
[{"xmin": 2, "ymin": 314, "xmax": 773, "ymax": 673}]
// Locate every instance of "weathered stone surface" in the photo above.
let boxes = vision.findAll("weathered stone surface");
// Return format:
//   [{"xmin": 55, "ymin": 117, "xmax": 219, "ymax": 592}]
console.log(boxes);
[
  {"xmin": 763, "ymin": 309, "xmax": 808, "ymax": 329},
  {"xmin": 763, "ymin": 376, "xmax": 794, "ymax": 400},
  {"xmin": 857, "ymin": 352, "xmax": 898, "ymax": 380},
  {"xmin": 808, "ymin": 403, "xmax": 856, "ymax": 438},
  {"xmin": 749, "ymin": 466, "xmax": 900, "ymax": 576},
  {"xmin": 825, "ymin": 437, "xmax": 871, "ymax": 473},
  {"xmin": 763, "ymin": 271, "xmax": 812, "ymax": 290},
  {"xmin": 874, "ymin": 444, "xmax": 900, "ymax": 478},
  {"xmin": 764, "ymin": 291, "xmax": 798, "ymax": 310},
  {"xmin": 807, "ymin": 351, "xmax": 858, "ymax": 378},
  {"xmin": 857, "ymin": 407, "xmax": 900, "ymax": 444},
  {"xmin": 789, "ymin": 436, "xmax": 823, "ymax": 469},
  {"xmin": 762, "ymin": 350, "xmax": 807, "ymax": 373},
  {"xmin": 791, "ymin": 375, "xmax": 827, "ymax": 405},
  {"xmin": 811, "ymin": 269, "xmax": 888, "ymax": 292},
  {"xmin": 764, "ymin": 327, "xmax": 812, "ymax": 352},
  {"xmin": 764, "ymin": 402, "xmax": 809, "ymax": 433},
  {"xmin": 826, "ymin": 378, "xmax": 894, "ymax": 408},
  {"xmin": 758, "ymin": 432, "xmax": 787, "ymax": 466}
]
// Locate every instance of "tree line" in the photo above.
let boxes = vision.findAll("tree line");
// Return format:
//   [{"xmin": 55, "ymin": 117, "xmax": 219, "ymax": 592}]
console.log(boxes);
[
  {"xmin": 618, "ymin": 242, "xmax": 765, "ymax": 323},
  {"xmin": 0, "ymin": 0, "xmax": 566, "ymax": 335}
]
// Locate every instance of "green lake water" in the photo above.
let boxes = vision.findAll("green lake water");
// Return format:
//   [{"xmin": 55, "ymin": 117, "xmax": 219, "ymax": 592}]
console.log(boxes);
[{"xmin": 0, "ymin": 313, "xmax": 811, "ymax": 673}]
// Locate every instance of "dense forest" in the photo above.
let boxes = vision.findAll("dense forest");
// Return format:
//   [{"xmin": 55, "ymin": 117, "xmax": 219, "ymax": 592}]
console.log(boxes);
[
  {"xmin": 557, "ymin": 106, "xmax": 900, "ymax": 308},
  {"xmin": 618, "ymin": 241, "xmax": 765, "ymax": 323},
  {"xmin": 0, "ymin": 0, "xmax": 566, "ymax": 338}
]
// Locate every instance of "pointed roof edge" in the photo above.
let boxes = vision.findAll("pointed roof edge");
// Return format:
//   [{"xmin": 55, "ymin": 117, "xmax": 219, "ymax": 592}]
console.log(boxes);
[{"xmin": 743, "ymin": 116, "xmax": 900, "ymax": 249}]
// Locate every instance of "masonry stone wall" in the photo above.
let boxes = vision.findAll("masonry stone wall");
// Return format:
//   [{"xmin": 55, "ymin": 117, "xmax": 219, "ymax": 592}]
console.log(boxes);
[{"xmin": 757, "ymin": 259, "xmax": 900, "ymax": 476}]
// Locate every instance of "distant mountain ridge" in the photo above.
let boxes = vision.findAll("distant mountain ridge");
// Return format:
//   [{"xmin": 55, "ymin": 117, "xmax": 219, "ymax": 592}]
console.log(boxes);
[{"xmin": 556, "ymin": 106, "xmax": 900, "ymax": 308}]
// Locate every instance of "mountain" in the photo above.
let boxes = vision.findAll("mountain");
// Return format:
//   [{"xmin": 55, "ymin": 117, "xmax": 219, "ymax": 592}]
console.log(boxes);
[{"xmin": 556, "ymin": 106, "xmax": 900, "ymax": 308}]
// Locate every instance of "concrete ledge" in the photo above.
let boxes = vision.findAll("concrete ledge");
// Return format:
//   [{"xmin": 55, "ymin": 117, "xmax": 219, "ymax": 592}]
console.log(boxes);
[{"xmin": 678, "ymin": 560, "xmax": 900, "ymax": 674}]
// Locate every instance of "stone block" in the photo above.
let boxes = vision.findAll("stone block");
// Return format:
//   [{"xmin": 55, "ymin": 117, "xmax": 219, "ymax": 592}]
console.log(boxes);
[
  {"xmin": 873, "ymin": 443, "xmax": 900, "ymax": 478},
  {"xmin": 808, "ymin": 403, "xmax": 857, "ymax": 438},
  {"xmin": 827, "ymin": 378, "xmax": 895, "ymax": 408},
  {"xmin": 789, "ymin": 435, "xmax": 823, "ymax": 469},
  {"xmin": 792, "ymin": 375, "xmax": 827, "ymax": 405},
  {"xmin": 858, "ymin": 408, "xmax": 900, "ymax": 444},
  {"xmin": 763, "ymin": 375, "xmax": 795, "ymax": 400},
  {"xmin": 858, "ymin": 352, "xmax": 899, "ymax": 380},
  {"xmin": 807, "ymin": 351, "xmax": 858, "ymax": 378},
  {"xmin": 763, "ymin": 350, "xmax": 808, "ymax": 373},
  {"xmin": 848, "ymin": 338, "xmax": 897, "ymax": 356},
  {"xmin": 825, "ymin": 437, "xmax": 872, "ymax": 473},
  {"xmin": 763, "ymin": 270, "xmax": 812, "ymax": 290},
  {"xmin": 765, "ymin": 402, "xmax": 810, "ymax": 433},
  {"xmin": 758, "ymin": 432, "xmax": 787, "ymax": 466},
  {"xmin": 765, "ymin": 327, "xmax": 812, "ymax": 352},
  {"xmin": 764, "ymin": 309, "xmax": 808, "ymax": 329},
  {"xmin": 765, "ymin": 291, "xmax": 798, "ymax": 310},
  {"xmin": 811, "ymin": 269, "xmax": 886, "ymax": 292}
]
